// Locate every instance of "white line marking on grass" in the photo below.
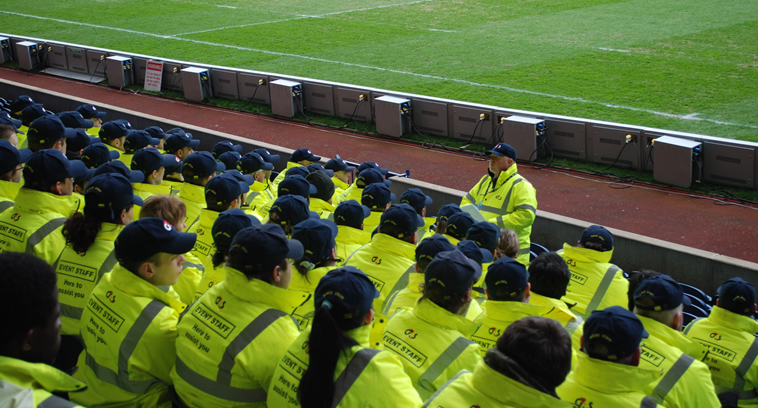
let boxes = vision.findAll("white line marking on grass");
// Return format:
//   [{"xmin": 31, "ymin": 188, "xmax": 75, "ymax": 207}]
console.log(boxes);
[
  {"xmin": 427, "ymin": 28, "xmax": 456, "ymax": 33},
  {"xmin": 216, "ymin": 5, "xmax": 237, "ymax": 9},
  {"xmin": 598, "ymin": 47, "xmax": 631, "ymax": 53},
  {"xmin": 172, "ymin": 0, "xmax": 436, "ymax": 36},
  {"xmin": 3, "ymin": 10, "xmax": 757, "ymax": 130}
]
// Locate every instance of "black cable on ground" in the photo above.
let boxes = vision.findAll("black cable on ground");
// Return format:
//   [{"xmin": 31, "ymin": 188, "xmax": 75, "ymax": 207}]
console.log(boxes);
[{"xmin": 338, "ymin": 98, "xmax": 364, "ymax": 129}]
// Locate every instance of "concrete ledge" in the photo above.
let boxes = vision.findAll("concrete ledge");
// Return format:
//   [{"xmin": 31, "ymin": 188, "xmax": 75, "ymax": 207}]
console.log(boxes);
[{"xmin": 4, "ymin": 79, "xmax": 755, "ymax": 296}]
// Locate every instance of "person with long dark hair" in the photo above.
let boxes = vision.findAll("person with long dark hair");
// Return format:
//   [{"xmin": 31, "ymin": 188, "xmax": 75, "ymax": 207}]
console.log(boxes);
[{"xmin": 267, "ymin": 266, "xmax": 421, "ymax": 408}]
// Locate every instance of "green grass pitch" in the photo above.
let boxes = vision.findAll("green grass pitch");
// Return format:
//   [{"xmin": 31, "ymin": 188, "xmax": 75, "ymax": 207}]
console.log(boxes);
[{"xmin": 1, "ymin": 0, "xmax": 757, "ymax": 142}]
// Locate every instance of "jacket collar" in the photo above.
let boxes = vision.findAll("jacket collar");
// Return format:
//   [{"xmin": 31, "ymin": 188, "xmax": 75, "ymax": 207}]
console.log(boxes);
[
  {"xmin": 332, "ymin": 177, "xmax": 349, "ymax": 190},
  {"xmin": 345, "ymin": 324, "xmax": 372, "ymax": 348},
  {"xmin": 561, "ymin": 243, "xmax": 613, "ymax": 264},
  {"xmin": 638, "ymin": 314, "xmax": 703, "ymax": 357},
  {"xmin": 0, "ymin": 355, "xmax": 87, "ymax": 394},
  {"xmin": 707, "ymin": 306, "xmax": 758, "ymax": 334},
  {"xmin": 413, "ymin": 298, "xmax": 479, "ymax": 337},
  {"xmin": 13, "ymin": 187, "xmax": 81, "ymax": 216},
  {"xmin": 529, "ymin": 293, "xmax": 578, "ymax": 320},
  {"xmin": 96, "ymin": 223, "xmax": 126, "ymax": 241},
  {"xmin": 109, "ymin": 264, "xmax": 186, "ymax": 313},
  {"xmin": 492, "ymin": 163, "xmax": 519, "ymax": 189},
  {"xmin": 289, "ymin": 266, "xmax": 336, "ymax": 293},
  {"xmin": 440, "ymin": 233, "xmax": 460, "ymax": 246},
  {"xmin": 336, "ymin": 225, "xmax": 371, "ymax": 245},
  {"xmin": 406, "ymin": 273, "xmax": 424, "ymax": 293},
  {"xmin": 198, "ymin": 208, "xmax": 221, "ymax": 228},
  {"xmin": 370, "ymin": 233, "xmax": 416, "ymax": 262},
  {"xmin": 483, "ymin": 300, "xmax": 555, "ymax": 322},
  {"xmin": 309, "ymin": 198, "xmax": 335, "ymax": 214},
  {"xmin": 364, "ymin": 211, "xmax": 383, "ymax": 225},
  {"xmin": 249, "ymin": 180, "xmax": 267, "ymax": 193},
  {"xmin": 223, "ymin": 268, "xmax": 310, "ymax": 314},
  {"xmin": 0, "ymin": 179, "xmax": 21, "ymax": 201},
  {"xmin": 472, "ymin": 360, "xmax": 570, "ymax": 406},
  {"xmin": 133, "ymin": 182, "xmax": 171, "ymax": 196},
  {"xmin": 572, "ymin": 351, "xmax": 662, "ymax": 393},
  {"xmin": 179, "ymin": 183, "xmax": 205, "ymax": 204}
]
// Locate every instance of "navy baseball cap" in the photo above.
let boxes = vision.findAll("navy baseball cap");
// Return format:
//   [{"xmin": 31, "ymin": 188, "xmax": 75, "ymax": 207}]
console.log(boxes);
[
  {"xmin": 205, "ymin": 174, "xmax": 249, "ymax": 208},
  {"xmin": 124, "ymin": 130, "xmax": 159, "ymax": 154},
  {"xmin": 634, "ymin": 274, "xmax": 691, "ymax": 312},
  {"xmin": 306, "ymin": 170, "xmax": 335, "ymax": 202},
  {"xmin": 0, "ymin": 140, "xmax": 32, "ymax": 174},
  {"xmin": 237, "ymin": 152, "xmax": 273, "ymax": 174},
  {"xmin": 211, "ymin": 141, "xmax": 242, "ymax": 158},
  {"xmin": 27, "ymin": 116, "xmax": 77, "ymax": 144},
  {"xmin": 99, "ymin": 121, "xmax": 129, "ymax": 142},
  {"xmin": 292, "ymin": 218, "xmax": 339, "ymax": 263},
  {"xmin": 269, "ymin": 195, "xmax": 319, "ymax": 227},
  {"xmin": 84, "ymin": 173, "xmax": 144, "ymax": 211},
  {"xmin": 115, "ymin": 217, "xmax": 197, "ymax": 263},
  {"xmin": 446, "ymin": 212, "xmax": 475, "ymax": 239},
  {"xmin": 0, "ymin": 115, "xmax": 23, "ymax": 134},
  {"xmin": 10, "ymin": 95, "xmax": 35, "ymax": 114},
  {"xmin": 357, "ymin": 161, "xmax": 388, "ymax": 175},
  {"xmin": 437, "ymin": 203, "xmax": 462, "ymax": 221},
  {"xmin": 717, "ymin": 277, "xmax": 756, "ymax": 315},
  {"xmin": 253, "ymin": 148, "xmax": 280, "ymax": 164},
  {"xmin": 356, "ymin": 168, "xmax": 391, "ymax": 188},
  {"xmin": 286, "ymin": 167, "xmax": 311, "ymax": 179},
  {"xmin": 485, "ymin": 257, "xmax": 528, "ymax": 299},
  {"xmin": 67, "ymin": 129, "xmax": 96, "ymax": 152},
  {"xmin": 218, "ymin": 151, "xmax": 241, "ymax": 172},
  {"xmin": 211, "ymin": 208, "xmax": 261, "ymax": 249},
  {"xmin": 426, "ymin": 250, "xmax": 481, "ymax": 297},
  {"xmin": 334, "ymin": 200, "xmax": 371, "ymax": 229},
  {"xmin": 583, "ymin": 306, "xmax": 649, "ymax": 362},
  {"xmin": 467, "ymin": 222, "xmax": 501, "ymax": 252},
  {"xmin": 361, "ymin": 183, "xmax": 396, "ymax": 210},
  {"xmin": 315, "ymin": 266, "xmax": 379, "ymax": 321},
  {"xmin": 143, "ymin": 126, "xmax": 166, "ymax": 141},
  {"xmin": 490, "ymin": 143, "xmax": 517, "ymax": 160},
  {"xmin": 23, "ymin": 149, "xmax": 88, "ymax": 189},
  {"xmin": 278, "ymin": 174, "xmax": 317, "ymax": 198},
  {"xmin": 21, "ymin": 104, "xmax": 49, "ymax": 126},
  {"xmin": 115, "ymin": 119, "xmax": 133, "ymax": 130},
  {"xmin": 183, "ymin": 152, "xmax": 225, "ymax": 179},
  {"xmin": 57, "ymin": 111, "xmax": 95, "ymax": 129},
  {"xmin": 457, "ymin": 240, "xmax": 494, "ymax": 265},
  {"xmin": 416, "ymin": 234, "xmax": 456, "ymax": 264},
  {"xmin": 166, "ymin": 127, "xmax": 189, "ymax": 136},
  {"xmin": 93, "ymin": 160, "xmax": 145, "ymax": 183},
  {"xmin": 81, "ymin": 143, "xmax": 120, "ymax": 169},
  {"xmin": 580, "ymin": 225, "xmax": 614, "ymax": 252},
  {"xmin": 379, "ymin": 202, "xmax": 424, "ymax": 238},
  {"xmin": 165, "ymin": 132, "xmax": 200, "ymax": 153},
  {"xmin": 325, "ymin": 157, "xmax": 354, "ymax": 173},
  {"xmin": 163, "ymin": 154, "xmax": 182, "ymax": 174},
  {"xmin": 229, "ymin": 224, "xmax": 304, "ymax": 269},
  {"xmin": 400, "ymin": 188, "xmax": 433, "ymax": 214},
  {"xmin": 75, "ymin": 104, "xmax": 107, "ymax": 119},
  {"xmin": 220, "ymin": 169, "xmax": 254, "ymax": 187},
  {"xmin": 0, "ymin": 111, "xmax": 23, "ymax": 129},
  {"xmin": 290, "ymin": 148, "xmax": 320, "ymax": 163},
  {"xmin": 306, "ymin": 163, "xmax": 334, "ymax": 178},
  {"xmin": 131, "ymin": 147, "xmax": 175, "ymax": 175}
]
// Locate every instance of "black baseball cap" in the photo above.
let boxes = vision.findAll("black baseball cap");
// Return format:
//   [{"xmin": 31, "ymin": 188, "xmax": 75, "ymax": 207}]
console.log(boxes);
[
  {"xmin": 93, "ymin": 160, "xmax": 145, "ymax": 183},
  {"xmin": 115, "ymin": 217, "xmax": 197, "ymax": 263},
  {"xmin": 278, "ymin": 174, "xmax": 317, "ymax": 198},
  {"xmin": 425, "ymin": 250, "xmax": 481, "ymax": 297},
  {"xmin": 416, "ymin": 234, "xmax": 456, "ymax": 264},
  {"xmin": 211, "ymin": 141, "xmax": 242, "ymax": 158},
  {"xmin": 165, "ymin": 132, "xmax": 200, "ymax": 153},
  {"xmin": 237, "ymin": 152, "xmax": 273, "ymax": 174},
  {"xmin": 124, "ymin": 130, "xmax": 159, "ymax": 154},
  {"xmin": 717, "ymin": 277, "xmax": 756, "ymax": 315},
  {"xmin": 10, "ymin": 95, "xmax": 35, "ymax": 115},
  {"xmin": 205, "ymin": 174, "xmax": 250, "ymax": 208},
  {"xmin": 583, "ymin": 306, "xmax": 648, "ymax": 362},
  {"xmin": 334, "ymin": 200, "xmax": 371, "ymax": 229},
  {"xmin": 21, "ymin": 104, "xmax": 49, "ymax": 126},
  {"xmin": 75, "ymin": 104, "xmax": 107, "ymax": 119},
  {"xmin": 379, "ymin": 203, "xmax": 424, "ymax": 238},
  {"xmin": 307, "ymin": 170, "xmax": 335, "ymax": 202},
  {"xmin": 229, "ymin": 224, "xmax": 304, "ymax": 269},
  {"xmin": 57, "ymin": 111, "xmax": 94, "ymax": 129},
  {"xmin": 212, "ymin": 208, "xmax": 261, "ymax": 249},
  {"xmin": 27, "ymin": 116, "xmax": 77, "ymax": 144},
  {"xmin": 400, "ymin": 188, "xmax": 433, "ymax": 214},
  {"xmin": 466, "ymin": 222, "xmax": 501, "ymax": 252},
  {"xmin": 325, "ymin": 157, "xmax": 354, "ymax": 173},
  {"xmin": 99, "ymin": 121, "xmax": 129, "ymax": 142},
  {"xmin": 0, "ymin": 140, "xmax": 32, "ymax": 174},
  {"xmin": 490, "ymin": 143, "xmax": 517, "ymax": 160},
  {"xmin": 81, "ymin": 143, "xmax": 120, "ymax": 169},
  {"xmin": 84, "ymin": 173, "xmax": 144, "ymax": 211},
  {"xmin": 183, "ymin": 152, "xmax": 225, "ymax": 179},
  {"xmin": 253, "ymin": 148, "xmax": 280, "ymax": 164},
  {"xmin": 361, "ymin": 183, "xmax": 396, "ymax": 210},
  {"xmin": 457, "ymin": 240, "xmax": 494, "ymax": 265},
  {"xmin": 131, "ymin": 147, "xmax": 176, "ymax": 175},
  {"xmin": 485, "ymin": 257, "xmax": 528, "ymax": 299},
  {"xmin": 292, "ymin": 218, "xmax": 339, "ymax": 263},
  {"xmin": 356, "ymin": 168, "xmax": 391, "ymax": 188},
  {"xmin": 580, "ymin": 225, "xmax": 614, "ymax": 252},
  {"xmin": 306, "ymin": 163, "xmax": 334, "ymax": 178},
  {"xmin": 23, "ymin": 149, "xmax": 88, "ymax": 189},
  {"xmin": 290, "ymin": 148, "xmax": 320, "ymax": 163},
  {"xmin": 446, "ymin": 212, "xmax": 475, "ymax": 239},
  {"xmin": 269, "ymin": 195, "xmax": 319, "ymax": 227},
  {"xmin": 315, "ymin": 266, "xmax": 379, "ymax": 321},
  {"xmin": 634, "ymin": 274, "xmax": 691, "ymax": 312},
  {"xmin": 217, "ymin": 151, "xmax": 241, "ymax": 172},
  {"xmin": 144, "ymin": 126, "xmax": 167, "ymax": 141}
]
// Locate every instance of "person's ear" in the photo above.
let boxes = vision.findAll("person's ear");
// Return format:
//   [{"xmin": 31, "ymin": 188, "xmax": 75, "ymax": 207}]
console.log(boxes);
[
  {"xmin": 229, "ymin": 198, "xmax": 239, "ymax": 210},
  {"xmin": 271, "ymin": 263, "xmax": 282, "ymax": 284},
  {"xmin": 151, "ymin": 169, "xmax": 159, "ymax": 180},
  {"xmin": 139, "ymin": 261, "xmax": 155, "ymax": 280},
  {"xmin": 580, "ymin": 336, "xmax": 585, "ymax": 352},
  {"xmin": 414, "ymin": 263, "xmax": 419, "ymax": 272},
  {"xmin": 524, "ymin": 282, "xmax": 531, "ymax": 302},
  {"xmin": 363, "ymin": 309, "xmax": 374, "ymax": 325},
  {"xmin": 51, "ymin": 181, "xmax": 64, "ymax": 195},
  {"xmin": 630, "ymin": 347, "xmax": 642, "ymax": 367},
  {"xmin": 53, "ymin": 139, "xmax": 64, "ymax": 153},
  {"xmin": 485, "ymin": 288, "xmax": 491, "ymax": 300},
  {"xmin": 411, "ymin": 231, "xmax": 418, "ymax": 245}
]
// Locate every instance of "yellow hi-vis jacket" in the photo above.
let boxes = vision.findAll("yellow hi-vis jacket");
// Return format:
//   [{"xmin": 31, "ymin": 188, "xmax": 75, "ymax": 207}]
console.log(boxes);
[
  {"xmin": 266, "ymin": 324, "xmax": 422, "ymax": 408},
  {"xmin": 334, "ymin": 225, "xmax": 370, "ymax": 262},
  {"xmin": 289, "ymin": 265, "xmax": 335, "ymax": 330},
  {"xmin": 18, "ymin": 125, "xmax": 29, "ymax": 148},
  {"xmin": 72, "ymin": 264, "xmax": 187, "ymax": 408},
  {"xmin": 0, "ymin": 179, "xmax": 21, "ymax": 214},
  {"xmin": 244, "ymin": 179, "xmax": 274, "ymax": 218},
  {"xmin": 382, "ymin": 298, "xmax": 482, "ymax": 400},
  {"xmin": 469, "ymin": 300, "xmax": 558, "ymax": 356},
  {"xmin": 332, "ymin": 176, "xmax": 349, "ymax": 198},
  {"xmin": 187, "ymin": 208, "xmax": 221, "ymax": 271},
  {"xmin": 0, "ymin": 188, "xmax": 80, "ymax": 265},
  {"xmin": 422, "ymin": 359, "xmax": 572, "ymax": 408},
  {"xmin": 163, "ymin": 179, "xmax": 183, "ymax": 197},
  {"xmin": 53, "ymin": 223, "xmax": 124, "ymax": 336},
  {"xmin": 309, "ymin": 197, "xmax": 335, "ymax": 219},
  {"xmin": 335, "ymin": 183, "xmax": 363, "ymax": 206},
  {"xmin": 558, "ymin": 243, "xmax": 628, "ymax": 318},
  {"xmin": 271, "ymin": 162, "xmax": 302, "ymax": 198},
  {"xmin": 173, "ymin": 250, "xmax": 204, "ymax": 306},
  {"xmin": 382, "ymin": 272, "xmax": 483, "ymax": 321},
  {"xmin": 343, "ymin": 232, "xmax": 417, "ymax": 347},
  {"xmin": 178, "ymin": 183, "xmax": 207, "ymax": 231},
  {"xmin": 362, "ymin": 211, "xmax": 383, "ymax": 233},
  {"xmin": 529, "ymin": 292, "xmax": 583, "ymax": 348},
  {"xmin": 685, "ymin": 306, "xmax": 758, "ymax": 406},
  {"xmin": 86, "ymin": 127, "xmax": 101, "ymax": 137},
  {"xmin": 195, "ymin": 263, "xmax": 227, "ymax": 302},
  {"xmin": 557, "ymin": 351, "xmax": 664, "ymax": 408},
  {"xmin": 118, "ymin": 153, "xmax": 134, "ymax": 168},
  {"xmin": 0, "ymin": 355, "xmax": 87, "ymax": 407},
  {"xmin": 460, "ymin": 164, "xmax": 537, "ymax": 266},
  {"xmin": 170, "ymin": 268, "xmax": 308, "ymax": 408},
  {"xmin": 132, "ymin": 182, "xmax": 171, "ymax": 220},
  {"xmin": 634, "ymin": 315, "xmax": 720, "ymax": 408}
]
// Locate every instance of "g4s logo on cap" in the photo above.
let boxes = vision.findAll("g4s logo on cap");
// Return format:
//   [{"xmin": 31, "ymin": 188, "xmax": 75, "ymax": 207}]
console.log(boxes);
[{"xmin": 163, "ymin": 221, "xmax": 173, "ymax": 231}]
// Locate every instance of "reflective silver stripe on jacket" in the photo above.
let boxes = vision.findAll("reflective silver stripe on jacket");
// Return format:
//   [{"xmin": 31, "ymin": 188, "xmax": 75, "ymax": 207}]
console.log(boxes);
[
  {"xmin": 85, "ymin": 300, "xmax": 166, "ymax": 394},
  {"xmin": 650, "ymin": 353, "xmax": 694, "ymax": 403},
  {"xmin": 733, "ymin": 337, "xmax": 758, "ymax": 398},
  {"xmin": 57, "ymin": 249, "xmax": 118, "ymax": 321},
  {"xmin": 182, "ymin": 259, "xmax": 205, "ymax": 273},
  {"xmin": 682, "ymin": 317, "xmax": 704, "ymax": 335},
  {"xmin": 420, "ymin": 370, "xmax": 469, "ymax": 408},
  {"xmin": 26, "ymin": 217, "xmax": 66, "ymax": 254},
  {"xmin": 482, "ymin": 177, "xmax": 523, "ymax": 215},
  {"xmin": 38, "ymin": 395, "xmax": 78, "ymax": 408},
  {"xmin": 0, "ymin": 201, "xmax": 13, "ymax": 213},
  {"xmin": 416, "ymin": 337, "xmax": 476, "ymax": 399},
  {"xmin": 380, "ymin": 264, "xmax": 415, "ymax": 315},
  {"xmin": 175, "ymin": 308, "xmax": 287, "ymax": 402},
  {"xmin": 244, "ymin": 191, "xmax": 260, "ymax": 205},
  {"xmin": 329, "ymin": 348, "xmax": 381, "ymax": 407},
  {"xmin": 577, "ymin": 265, "xmax": 620, "ymax": 318}
]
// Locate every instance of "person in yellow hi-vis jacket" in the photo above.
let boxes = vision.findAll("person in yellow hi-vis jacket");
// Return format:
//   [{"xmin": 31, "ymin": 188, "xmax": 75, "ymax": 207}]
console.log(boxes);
[
  {"xmin": 424, "ymin": 316, "xmax": 574, "ymax": 408},
  {"xmin": 324, "ymin": 156, "xmax": 354, "ymax": 198},
  {"xmin": 71, "ymin": 217, "xmax": 196, "ymax": 407},
  {"xmin": 460, "ymin": 143, "xmax": 537, "ymax": 266},
  {"xmin": 382, "ymin": 250, "xmax": 482, "ymax": 401},
  {"xmin": 271, "ymin": 148, "xmax": 321, "ymax": 196},
  {"xmin": 75, "ymin": 104, "xmax": 107, "ymax": 137},
  {"xmin": 526, "ymin": 253, "xmax": 582, "ymax": 341},
  {"xmin": 685, "ymin": 277, "xmax": 758, "ymax": 407},
  {"xmin": 170, "ymin": 224, "xmax": 308, "ymax": 408},
  {"xmin": 333, "ymin": 200, "xmax": 372, "ymax": 261},
  {"xmin": 0, "ymin": 253, "xmax": 88, "ymax": 407},
  {"xmin": 179, "ymin": 152, "xmax": 225, "ymax": 231},
  {"xmin": 0, "ymin": 139, "xmax": 31, "ymax": 213},
  {"xmin": 130, "ymin": 147, "xmax": 175, "ymax": 219},
  {"xmin": 267, "ymin": 266, "xmax": 421, "ymax": 408}
]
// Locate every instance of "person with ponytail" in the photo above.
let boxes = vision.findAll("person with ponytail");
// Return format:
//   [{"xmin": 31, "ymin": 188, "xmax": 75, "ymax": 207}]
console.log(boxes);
[
  {"xmin": 54, "ymin": 173, "xmax": 143, "ymax": 372},
  {"xmin": 289, "ymin": 218, "xmax": 340, "ymax": 329},
  {"xmin": 267, "ymin": 266, "xmax": 421, "ymax": 408}
]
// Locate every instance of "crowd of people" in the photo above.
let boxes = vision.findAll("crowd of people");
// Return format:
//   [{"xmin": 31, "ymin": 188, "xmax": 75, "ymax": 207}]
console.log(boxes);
[{"xmin": 0, "ymin": 93, "xmax": 756, "ymax": 408}]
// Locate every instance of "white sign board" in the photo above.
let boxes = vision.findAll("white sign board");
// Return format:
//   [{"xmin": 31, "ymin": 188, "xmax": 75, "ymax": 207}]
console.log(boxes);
[{"xmin": 144, "ymin": 60, "xmax": 164, "ymax": 92}]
